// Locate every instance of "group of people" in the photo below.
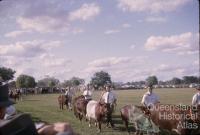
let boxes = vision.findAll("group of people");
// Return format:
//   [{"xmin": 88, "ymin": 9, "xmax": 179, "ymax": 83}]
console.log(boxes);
[
  {"xmin": 1, "ymin": 80, "xmax": 200, "ymax": 135},
  {"xmin": 141, "ymin": 85, "xmax": 200, "ymax": 108},
  {"xmin": 81, "ymin": 84, "xmax": 200, "ymax": 132}
]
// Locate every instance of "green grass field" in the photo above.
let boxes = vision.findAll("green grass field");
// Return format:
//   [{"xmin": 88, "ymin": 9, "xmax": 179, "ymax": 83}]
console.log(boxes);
[{"xmin": 15, "ymin": 88, "xmax": 196, "ymax": 135}]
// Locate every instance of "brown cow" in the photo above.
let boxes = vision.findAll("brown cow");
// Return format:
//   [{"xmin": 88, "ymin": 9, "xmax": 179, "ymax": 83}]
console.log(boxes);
[
  {"xmin": 86, "ymin": 100, "xmax": 108, "ymax": 133},
  {"xmin": 120, "ymin": 105, "xmax": 151, "ymax": 134},
  {"xmin": 73, "ymin": 95, "xmax": 89, "ymax": 121},
  {"xmin": 57, "ymin": 95, "xmax": 66, "ymax": 110},
  {"xmin": 147, "ymin": 104, "xmax": 200, "ymax": 135}
]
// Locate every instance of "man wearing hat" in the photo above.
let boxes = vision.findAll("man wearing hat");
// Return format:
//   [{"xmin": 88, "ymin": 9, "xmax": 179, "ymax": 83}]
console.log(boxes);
[
  {"xmin": 0, "ymin": 84, "xmax": 15, "ymax": 120},
  {"xmin": 141, "ymin": 85, "xmax": 160, "ymax": 108},
  {"xmin": 192, "ymin": 86, "xmax": 200, "ymax": 106},
  {"xmin": 82, "ymin": 84, "xmax": 92, "ymax": 101},
  {"xmin": 100, "ymin": 84, "xmax": 117, "ymax": 128}
]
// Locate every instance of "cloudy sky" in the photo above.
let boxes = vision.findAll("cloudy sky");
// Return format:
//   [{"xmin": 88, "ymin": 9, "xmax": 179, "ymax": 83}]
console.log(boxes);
[{"xmin": 0, "ymin": 0, "xmax": 199, "ymax": 82}]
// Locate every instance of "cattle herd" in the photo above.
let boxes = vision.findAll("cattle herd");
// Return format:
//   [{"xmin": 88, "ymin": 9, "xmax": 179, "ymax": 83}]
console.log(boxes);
[{"xmin": 57, "ymin": 93, "xmax": 200, "ymax": 135}]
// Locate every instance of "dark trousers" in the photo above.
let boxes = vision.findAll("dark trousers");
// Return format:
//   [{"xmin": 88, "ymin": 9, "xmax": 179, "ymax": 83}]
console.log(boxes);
[{"xmin": 106, "ymin": 103, "xmax": 114, "ymax": 127}]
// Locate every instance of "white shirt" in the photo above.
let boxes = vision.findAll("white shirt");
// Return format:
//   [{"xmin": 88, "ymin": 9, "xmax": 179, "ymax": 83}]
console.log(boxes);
[
  {"xmin": 83, "ymin": 90, "xmax": 92, "ymax": 100},
  {"xmin": 101, "ymin": 91, "xmax": 116, "ymax": 104},
  {"xmin": 141, "ymin": 92, "xmax": 159, "ymax": 107},
  {"xmin": 192, "ymin": 92, "xmax": 200, "ymax": 106},
  {"xmin": 65, "ymin": 90, "xmax": 73, "ymax": 97}
]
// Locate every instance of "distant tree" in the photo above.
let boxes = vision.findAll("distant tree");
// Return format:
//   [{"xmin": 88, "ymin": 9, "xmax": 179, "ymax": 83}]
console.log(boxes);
[
  {"xmin": 37, "ymin": 77, "xmax": 59, "ymax": 88},
  {"xmin": 0, "ymin": 67, "xmax": 16, "ymax": 83},
  {"xmin": 137, "ymin": 81, "xmax": 146, "ymax": 85},
  {"xmin": 70, "ymin": 77, "xmax": 85, "ymax": 86},
  {"xmin": 16, "ymin": 74, "xmax": 36, "ymax": 88},
  {"xmin": 182, "ymin": 76, "xmax": 198, "ymax": 84},
  {"xmin": 146, "ymin": 76, "xmax": 158, "ymax": 86},
  {"xmin": 62, "ymin": 77, "xmax": 84, "ymax": 88},
  {"xmin": 62, "ymin": 80, "xmax": 72, "ymax": 88},
  {"xmin": 90, "ymin": 71, "xmax": 112, "ymax": 90},
  {"xmin": 158, "ymin": 81, "xmax": 166, "ymax": 85},
  {"xmin": 170, "ymin": 77, "xmax": 182, "ymax": 85}
]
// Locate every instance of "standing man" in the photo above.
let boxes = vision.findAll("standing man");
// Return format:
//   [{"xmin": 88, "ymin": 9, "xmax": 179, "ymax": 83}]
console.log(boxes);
[
  {"xmin": 100, "ymin": 85, "xmax": 117, "ymax": 128},
  {"xmin": 141, "ymin": 85, "xmax": 160, "ymax": 108},
  {"xmin": 64, "ymin": 87, "xmax": 73, "ymax": 110},
  {"xmin": 82, "ymin": 84, "xmax": 92, "ymax": 101},
  {"xmin": 192, "ymin": 86, "xmax": 200, "ymax": 106}
]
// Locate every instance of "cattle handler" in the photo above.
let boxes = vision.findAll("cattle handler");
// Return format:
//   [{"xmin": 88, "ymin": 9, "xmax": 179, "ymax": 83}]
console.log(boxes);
[
  {"xmin": 82, "ymin": 84, "xmax": 92, "ymax": 102},
  {"xmin": 141, "ymin": 85, "xmax": 160, "ymax": 109},
  {"xmin": 192, "ymin": 86, "xmax": 200, "ymax": 106},
  {"xmin": 100, "ymin": 84, "xmax": 116, "ymax": 129}
]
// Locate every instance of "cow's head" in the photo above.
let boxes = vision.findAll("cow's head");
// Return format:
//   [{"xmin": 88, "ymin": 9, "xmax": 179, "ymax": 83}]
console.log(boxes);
[
  {"xmin": 98, "ymin": 102, "xmax": 108, "ymax": 115},
  {"xmin": 138, "ymin": 106, "xmax": 151, "ymax": 116}
]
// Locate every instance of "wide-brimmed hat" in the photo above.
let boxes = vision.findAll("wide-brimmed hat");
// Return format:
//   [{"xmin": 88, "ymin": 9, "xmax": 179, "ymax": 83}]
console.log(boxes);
[{"xmin": 0, "ymin": 84, "xmax": 15, "ymax": 107}]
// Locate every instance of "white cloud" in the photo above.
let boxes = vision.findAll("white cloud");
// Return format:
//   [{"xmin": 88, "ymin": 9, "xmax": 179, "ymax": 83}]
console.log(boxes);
[
  {"xmin": 145, "ymin": 32, "xmax": 198, "ymax": 55},
  {"xmin": 40, "ymin": 54, "xmax": 71, "ymax": 67},
  {"xmin": 153, "ymin": 64, "xmax": 179, "ymax": 72},
  {"xmin": 104, "ymin": 29, "xmax": 120, "ymax": 35},
  {"xmin": 145, "ymin": 16, "xmax": 167, "ymax": 23},
  {"xmin": 4, "ymin": 30, "xmax": 32, "ymax": 38},
  {"xmin": 0, "ymin": 56, "xmax": 30, "ymax": 68},
  {"xmin": 118, "ymin": 0, "xmax": 190, "ymax": 13},
  {"xmin": 193, "ymin": 60, "xmax": 199, "ymax": 66},
  {"xmin": 88, "ymin": 57, "xmax": 131, "ymax": 67},
  {"xmin": 122, "ymin": 23, "xmax": 131, "ymax": 28},
  {"xmin": 15, "ymin": 2, "xmax": 100, "ymax": 33},
  {"xmin": 72, "ymin": 28, "xmax": 84, "ymax": 35},
  {"xmin": 46, "ymin": 69, "xmax": 72, "ymax": 81},
  {"xmin": 17, "ymin": 16, "xmax": 70, "ymax": 33},
  {"xmin": 130, "ymin": 45, "xmax": 136, "ymax": 49},
  {"xmin": 69, "ymin": 3, "xmax": 100, "ymax": 21},
  {"xmin": 83, "ymin": 56, "xmax": 147, "ymax": 82},
  {"xmin": 0, "ymin": 40, "xmax": 62, "ymax": 57}
]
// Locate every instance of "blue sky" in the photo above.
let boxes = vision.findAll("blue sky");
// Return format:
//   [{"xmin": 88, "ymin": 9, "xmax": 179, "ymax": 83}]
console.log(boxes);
[{"xmin": 0, "ymin": 0, "xmax": 198, "ymax": 82}]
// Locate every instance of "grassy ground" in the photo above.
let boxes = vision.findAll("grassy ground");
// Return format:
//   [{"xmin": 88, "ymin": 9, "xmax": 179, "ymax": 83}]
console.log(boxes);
[{"xmin": 15, "ymin": 88, "xmax": 196, "ymax": 135}]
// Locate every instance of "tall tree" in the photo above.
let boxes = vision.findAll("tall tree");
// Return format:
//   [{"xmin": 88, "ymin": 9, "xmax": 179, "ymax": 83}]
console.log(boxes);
[
  {"xmin": 16, "ymin": 74, "xmax": 36, "ymax": 88},
  {"xmin": 0, "ymin": 67, "xmax": 16, "ymax": 83},
  {"xmin": 70, "ymin": 77, "xmax": 85, "ymax": 86},
  {"xmin": 170, "ymin": 77, "xmax": 182, "ymax": 85},
  {"xmin": 146, "ymin": 76, "xmax": 158, "ymax": 86},
  {"xmin": 37, "ymin": 77, "xmax": 59, "ymax": 88},
  {"xmin": 90, "ymin": 71, "xmax": 112, "ymax": 90},
  {"xmin": 62, "ymin": 77, "xmax": 84, "ymax": 88},
  {"xmin": 182, "ymin": 76, "xmax": 198, "ymax": 84}
]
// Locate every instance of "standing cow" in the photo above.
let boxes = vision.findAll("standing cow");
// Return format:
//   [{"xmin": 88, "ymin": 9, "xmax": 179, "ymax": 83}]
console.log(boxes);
[
  {"xmin": 86, "ymin": 100, "xmax": 108, "ymax": 133},
  {"xmin": 120, "ymin": 105, "xmax": 158, "ymax": 135},
  {"xmin": 58, "ymin": 95, "xmax": 66, "ymax": 110},
  {"xmin": 147, "ymin": 104, "xmax": 199, "ymax": 135},
  {"xmin": 73, "ymin": 95, "xmax": 88, "ymax": 121}
]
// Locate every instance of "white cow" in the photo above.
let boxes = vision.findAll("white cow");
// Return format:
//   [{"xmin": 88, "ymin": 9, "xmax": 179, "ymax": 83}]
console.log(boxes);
[{"xmin": 86, "ymin": 100, "xmax": 108, "ymax": 132}]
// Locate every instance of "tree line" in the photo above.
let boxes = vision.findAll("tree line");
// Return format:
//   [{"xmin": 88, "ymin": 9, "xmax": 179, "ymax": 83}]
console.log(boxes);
[{"xmin": 0, "ymin": 66, "xmax": 199, "ymax": 90}]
